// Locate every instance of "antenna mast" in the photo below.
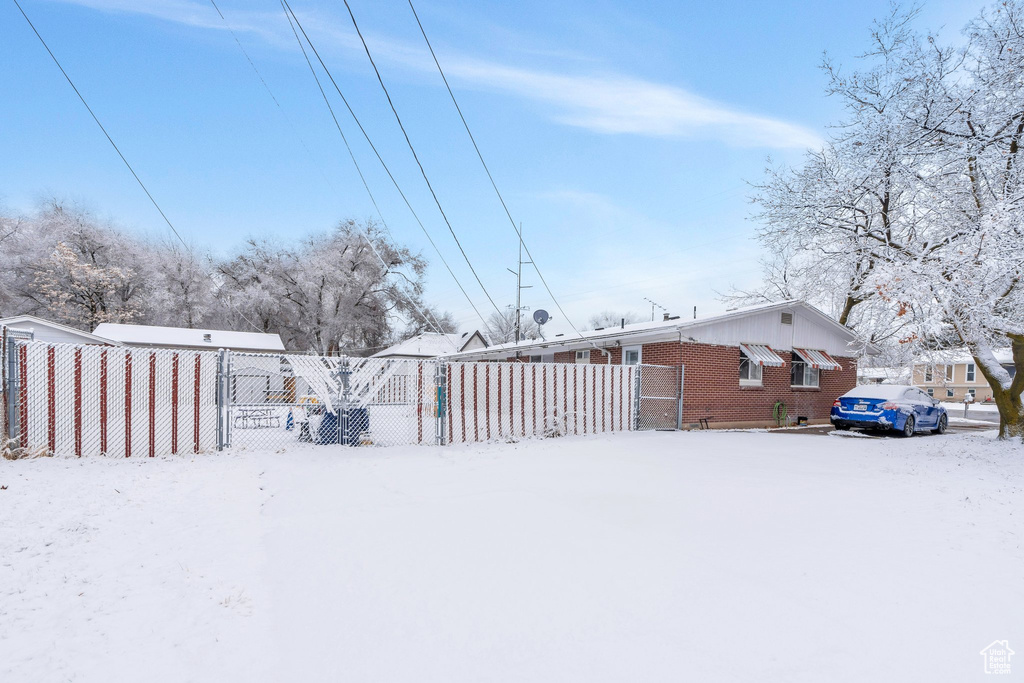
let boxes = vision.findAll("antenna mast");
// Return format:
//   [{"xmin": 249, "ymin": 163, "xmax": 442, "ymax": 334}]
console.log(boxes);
[{"xmin": 643, "ymin": 297, "xmax": 666, "ymax": 321}]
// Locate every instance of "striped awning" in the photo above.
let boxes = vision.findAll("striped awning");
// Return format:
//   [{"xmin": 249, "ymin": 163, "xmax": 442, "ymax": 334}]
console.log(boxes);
[
  {"xmin": 793, "ymin": 348, "xmax": 842, "ymax": 371},
  {"xmin": 739, "ymin": 343, "xmax": 786, "ymax": 367}
]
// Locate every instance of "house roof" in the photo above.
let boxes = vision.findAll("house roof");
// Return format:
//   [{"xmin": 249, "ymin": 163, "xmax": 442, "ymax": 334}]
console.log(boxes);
[
  {"xmin": 0, "ymin": 315, "xmax": 121, "ymax": 346},
  {"xmin": 372, "ymin": 331, "xmax": 484, "ymax": 358},
  {"xmin": 918, "ymin": 347, "xmax": 1013, "ymax": 365},
  {"xmin": 92, "ymin": 323, "xmax": 286, "ymax": 352},
  {"xmin": 445, "ymin": 300, "xmax": 872, "ymax": 360}
]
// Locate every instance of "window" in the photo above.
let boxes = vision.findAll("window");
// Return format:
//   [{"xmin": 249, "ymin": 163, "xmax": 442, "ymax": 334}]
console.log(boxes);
[
  {"xmin": 924, "ymin": 366, "xmax": 933, "ymax": 382},
  {"xmin": 945, "ymin": 365, "xmax": 954, "ymax": 382},
  {"xmin": 966, "ymin": 363, "xmax": 976, "ymax": 382},
  {"xmin": 739, "ymin": 356, "xmax": 762, "ymax": 385},
  {"xmin": 529, "ymin": 355, "xmax": 542, "ymax": 363},
  {"xmin": 927, "ymin": 388, "xmax": 934, "ymax": 397},
  {"xmin": 790, "ymin": 358, "xmax": 820, "ymax": 388},
  {"xmin": 622, "ymin": 346, "xmax": 641, "ymax": 366},
  {"xmin": 946, "ymin": 388, "xmax": 954, "ymax": 398},
  {"xmin": 575, "ymin": 350, "xmax": 590, "ymax": 364}
]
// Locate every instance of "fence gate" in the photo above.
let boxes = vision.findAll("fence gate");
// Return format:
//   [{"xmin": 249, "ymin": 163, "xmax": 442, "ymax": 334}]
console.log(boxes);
[{"xmin": 634, "ymin": 364, "xmax": 683, "ymax": 430}]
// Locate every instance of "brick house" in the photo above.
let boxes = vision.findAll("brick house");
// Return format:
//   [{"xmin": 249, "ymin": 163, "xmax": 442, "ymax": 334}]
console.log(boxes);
[{"xmin": 444, "ymin": 300, "xmax": 870, "ymax": 429}]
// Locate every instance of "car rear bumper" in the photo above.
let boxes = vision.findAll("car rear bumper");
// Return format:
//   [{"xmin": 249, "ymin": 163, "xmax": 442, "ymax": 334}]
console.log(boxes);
[{"xmin": 830, "ymin": 409, "xmax": 904, "ymax": 430}]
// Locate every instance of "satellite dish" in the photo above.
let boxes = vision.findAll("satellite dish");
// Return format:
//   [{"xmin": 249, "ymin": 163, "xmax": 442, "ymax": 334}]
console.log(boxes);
[{"xmin": 533, "ymin": 309, "xmax": 549, "ymax": 325}]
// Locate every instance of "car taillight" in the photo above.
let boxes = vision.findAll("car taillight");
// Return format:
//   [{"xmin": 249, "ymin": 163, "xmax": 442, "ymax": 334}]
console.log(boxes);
[
  {"xmin": 881, "ymin": 402, "xmax": 898, "ymax": 410},
  {"xmin": 833, "ymin": 399, "xmax": 841, "ymax": 407}
]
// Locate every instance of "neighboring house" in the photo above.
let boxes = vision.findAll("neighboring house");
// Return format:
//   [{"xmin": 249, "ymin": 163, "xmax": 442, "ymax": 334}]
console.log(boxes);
[
  {"xmin": 912, "ymin": 348, "xmax": 1014, "ymax": 402},
  {"xmin": 372, "ymin": 331, "xmax": 487, "ymax": 359},
  {"xmin": 857, "ymin": 366, "xmax": 910, "ymax": 385},
  {"xmin": 0, "ymin": 315, "xmax": 120, "ymax": 346},
  {"xmin": 445, "ymin": 300, "xmax": 872, "ymax": 429},
  {"xmin": 92, "ymin": 323, "xmax": 286, "ymax": 353}
]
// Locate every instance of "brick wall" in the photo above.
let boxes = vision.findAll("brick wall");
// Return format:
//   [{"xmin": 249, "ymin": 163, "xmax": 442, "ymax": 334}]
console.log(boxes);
[
  {"xmin": 553, "ymin": 341, "xmax": 856, "ymax": 427},
  {"xmin": 493, "ymin": 340, "xmax": 857, "ymax": 427}
]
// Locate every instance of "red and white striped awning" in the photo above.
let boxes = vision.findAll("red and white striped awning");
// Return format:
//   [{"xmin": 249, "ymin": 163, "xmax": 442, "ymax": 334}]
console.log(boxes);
[
  {"xmin": 739, "ymin": 343, "xmax": 786, "ymax": 367},
  {"xmin": 793, "ymin": 348, "xmax": 842, "ymax": 371}
]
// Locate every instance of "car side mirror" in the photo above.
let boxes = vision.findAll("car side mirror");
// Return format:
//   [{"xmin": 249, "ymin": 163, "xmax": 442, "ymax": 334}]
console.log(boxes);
[{"xmin": 932, "ymin": 399, "xmax": 940, "ymax": 406}]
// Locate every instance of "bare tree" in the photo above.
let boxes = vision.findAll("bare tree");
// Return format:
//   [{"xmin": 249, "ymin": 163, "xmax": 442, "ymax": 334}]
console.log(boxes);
[
  {"xmin": 586, "ymin": 311, "xmax": 643, "ymax": 330},
  {"xmin": 485, "ymin": 307, "xmax": 540, "ymax": 344}
]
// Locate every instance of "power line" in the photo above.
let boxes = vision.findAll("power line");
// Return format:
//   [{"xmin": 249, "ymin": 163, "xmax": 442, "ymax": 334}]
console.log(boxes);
[
  {"xmin": 11, "ymin": 0, "xmax": 267, "ymax": 335},
  {"xmin": 404, "ymin": 0, "xmax": 594, "ymax": 348},
  {"xmin": 341, "ymin": 0, "xmax": 505, "ymax": 320},
  {"xmin": 12, "ymin": 0, "xmax": 189, "ymax": 252},
  {"xmin": 280, "ymin": 0, "xmax": 492, "ymax": 335},
  {"xmin": 210, "ymin": 0, "xmax": 451, "ymax": 344}
]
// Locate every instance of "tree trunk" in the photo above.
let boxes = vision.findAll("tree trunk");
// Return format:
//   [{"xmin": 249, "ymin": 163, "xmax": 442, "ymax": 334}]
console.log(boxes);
[{"xmin": 974, "ymin": 338, "xmax": 1024, "ymax": 440}]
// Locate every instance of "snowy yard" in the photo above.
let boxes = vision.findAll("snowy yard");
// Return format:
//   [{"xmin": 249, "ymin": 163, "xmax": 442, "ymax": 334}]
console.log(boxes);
[{"xmin": 2, "ymin": 430, "xmax": 1022, "ymax": 682}]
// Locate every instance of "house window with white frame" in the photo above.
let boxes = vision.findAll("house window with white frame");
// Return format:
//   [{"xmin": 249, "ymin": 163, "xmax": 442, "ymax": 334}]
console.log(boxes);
[
  {"xmin": 945, "ymin": 365, "xmax": 954, "ymax": 382},
  {"xmin": 790, "ymin": 357, "xmax": 820, "ymax": 388},
  {"xmin": 927, "ymin": 388, "xmax": 934, "ymax": 397},
  {"xmin": 622, "ymin": 346, "xmax": 641, "ymax": 366},
  {"xmin": 924, "ymin": 366, "xmax": 933, "ymax": 382},
  {"xmin": 575, "ymin": 349, "xmax": 590, "ymax": 364},
  {"xmin": 966, "ymin": 363, "xmax": 976, "ymax": 382},
  {"xmin": 968, "ymin": 388, "xmax": 977, "ymax": 398},
  {"xmin": 946, "ymin": 388, "xmax": 954, "ymax": 398},
  {"xmin": 739, "ymin": 355, "xmax": 762, "ymax": 386}
]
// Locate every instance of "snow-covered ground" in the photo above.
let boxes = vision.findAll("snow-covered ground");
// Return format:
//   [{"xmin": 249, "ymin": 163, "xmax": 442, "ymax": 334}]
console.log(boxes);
[{"xmin": 2, "ymin": 430, "xmax": 1022, "ymax": 682}]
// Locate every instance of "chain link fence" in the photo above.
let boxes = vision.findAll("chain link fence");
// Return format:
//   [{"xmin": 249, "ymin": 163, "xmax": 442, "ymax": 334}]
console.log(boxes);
[
  {"xmin": 2, "ymin": 333, "xmax": 682, "ymax": 457},
  {"xmin": 635, "ymin": 364, "xmax": 683, "ymax": 431}
]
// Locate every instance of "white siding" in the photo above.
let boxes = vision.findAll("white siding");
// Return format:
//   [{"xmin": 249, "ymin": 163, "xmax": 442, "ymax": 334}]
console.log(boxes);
[
  {"xmin": 0, "ymin": 319, "xmax": 108, "ymax": 346},
  {"xmin": 685, "ymin": 308, "xmax": 857, "ymax": 357}
]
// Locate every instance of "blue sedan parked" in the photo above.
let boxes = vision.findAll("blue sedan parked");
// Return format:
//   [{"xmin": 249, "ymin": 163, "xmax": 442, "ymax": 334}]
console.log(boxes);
[{"xmin": 831, "ymin": 385, "xmax": 948, "ymax": 436}]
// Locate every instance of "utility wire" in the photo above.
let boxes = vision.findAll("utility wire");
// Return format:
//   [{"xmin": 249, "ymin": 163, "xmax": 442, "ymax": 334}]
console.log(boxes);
[
  {"xmin": 12, "ymin": 0, "xmax": 189, "ymax": 252},
  {"xmin": 211, "ymin": 0, "xmax": 450, "ymax": 343},
  {"xmin": 280, "ymin": 0, "xmax": 492, "ymax": 335},
  {"xmin": 405, "ymin": 0, "xmax": 597, "ymax": 349},
  {"xmin": 341, "ymin": 0, "xmax": 505, "ymax": 321}
]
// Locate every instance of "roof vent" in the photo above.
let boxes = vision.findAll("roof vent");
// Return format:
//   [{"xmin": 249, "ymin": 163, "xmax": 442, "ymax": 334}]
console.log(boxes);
[
  {"xmin": 203, "ymin": 333, "xmax": 212, "ymax": 343},
  {"xmin": 663, "ymin": 313, "xmax": 671, "ymax": 321},
  {"xmin": 781, "ymin": 312, "xmax": 793, "ymax": 325}
]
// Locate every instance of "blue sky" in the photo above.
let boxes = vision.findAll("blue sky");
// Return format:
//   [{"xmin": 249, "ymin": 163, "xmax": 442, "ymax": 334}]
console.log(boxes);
[{"xmin": 1, "ymin": 0, "xmax": 988, "ymax": 334}]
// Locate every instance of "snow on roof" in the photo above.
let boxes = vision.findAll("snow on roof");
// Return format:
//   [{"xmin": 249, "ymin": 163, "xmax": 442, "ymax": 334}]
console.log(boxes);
[
  {"xmin": 92, "ymin": 323, "xmax": 285, "ymax": 352},
  {"xmin": 840, "ymin": 385, "xmax": 915, "ymax": 400},
  {"xmin": 0, "ymin": 315, "xmax": 121, "ymax": 345},
  {"xmin": 445, "ymin": 300, "xmax": 867, "ymax": 359},
  {"xmin": 372, "ymin": 332, "xmax": 467, "ymax": 358},
  {"xmin": 857, "ymin": 366, "xmax": 910, "ymax": 380},
  {"xmin": 918, "ymin": 347, "xmax": 1013, "ymax": 365}
]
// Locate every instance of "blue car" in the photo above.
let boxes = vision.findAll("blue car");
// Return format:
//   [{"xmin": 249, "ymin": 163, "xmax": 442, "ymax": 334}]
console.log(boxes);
[{"xmin": 831, "ymin": 385, "xmax": 948, "ymax": 436}]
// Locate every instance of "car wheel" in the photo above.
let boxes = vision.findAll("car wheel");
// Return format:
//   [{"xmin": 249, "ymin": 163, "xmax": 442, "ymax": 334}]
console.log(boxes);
[
  {"xmin": 901, "ymin": 415, "xmax": 915, "ymax": 437},
  {"xmin": 932, "ymin": 414, "xmax": 947, "ymax": 435},
  {"xmin": 834, "ymin": 423, "xmax": 850, "ymax": 431}
]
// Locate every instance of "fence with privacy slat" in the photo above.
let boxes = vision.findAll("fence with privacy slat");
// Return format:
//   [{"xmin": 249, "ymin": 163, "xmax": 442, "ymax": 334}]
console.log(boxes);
[{"xmin": 2, "ymin": 331, "xmax": 681, "ymax": 457}]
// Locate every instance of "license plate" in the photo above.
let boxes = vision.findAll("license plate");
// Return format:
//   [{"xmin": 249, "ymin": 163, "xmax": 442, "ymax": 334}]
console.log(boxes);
[{"xmin": 854, "ymin": 404, "xmax": 868, "ymax": 411}]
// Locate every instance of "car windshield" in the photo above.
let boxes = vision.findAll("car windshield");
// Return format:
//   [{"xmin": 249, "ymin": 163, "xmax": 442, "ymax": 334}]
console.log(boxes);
[{"xmin": 841, "ymin": 385, "xmax": 912, "ymax": 401}]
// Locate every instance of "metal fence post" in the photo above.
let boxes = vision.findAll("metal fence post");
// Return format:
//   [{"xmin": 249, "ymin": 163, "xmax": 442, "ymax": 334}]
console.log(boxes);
[
  {"xmin": 676, "ymin": 364, "xmax": 685, "ymax": 430},
  {"xmin": 435, "ymin": 361, "xmax": 447, "ymax": 445},
  {"xmin": 216, "ymin": 348, "xmax": 231, "ymax": 451},
  {"xmin": 4, "ymin": 330, "xmax": 17, "ymax": 445},
  {"xmin": 633, "ymin": 365, "xmax": 643, "ymax": 430}
]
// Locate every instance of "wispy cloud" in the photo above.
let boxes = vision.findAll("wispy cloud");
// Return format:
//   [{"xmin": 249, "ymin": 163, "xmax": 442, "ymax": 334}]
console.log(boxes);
[{"xmin": 52, "ymin": 0, "xmax": 822, "ymax": 149}]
